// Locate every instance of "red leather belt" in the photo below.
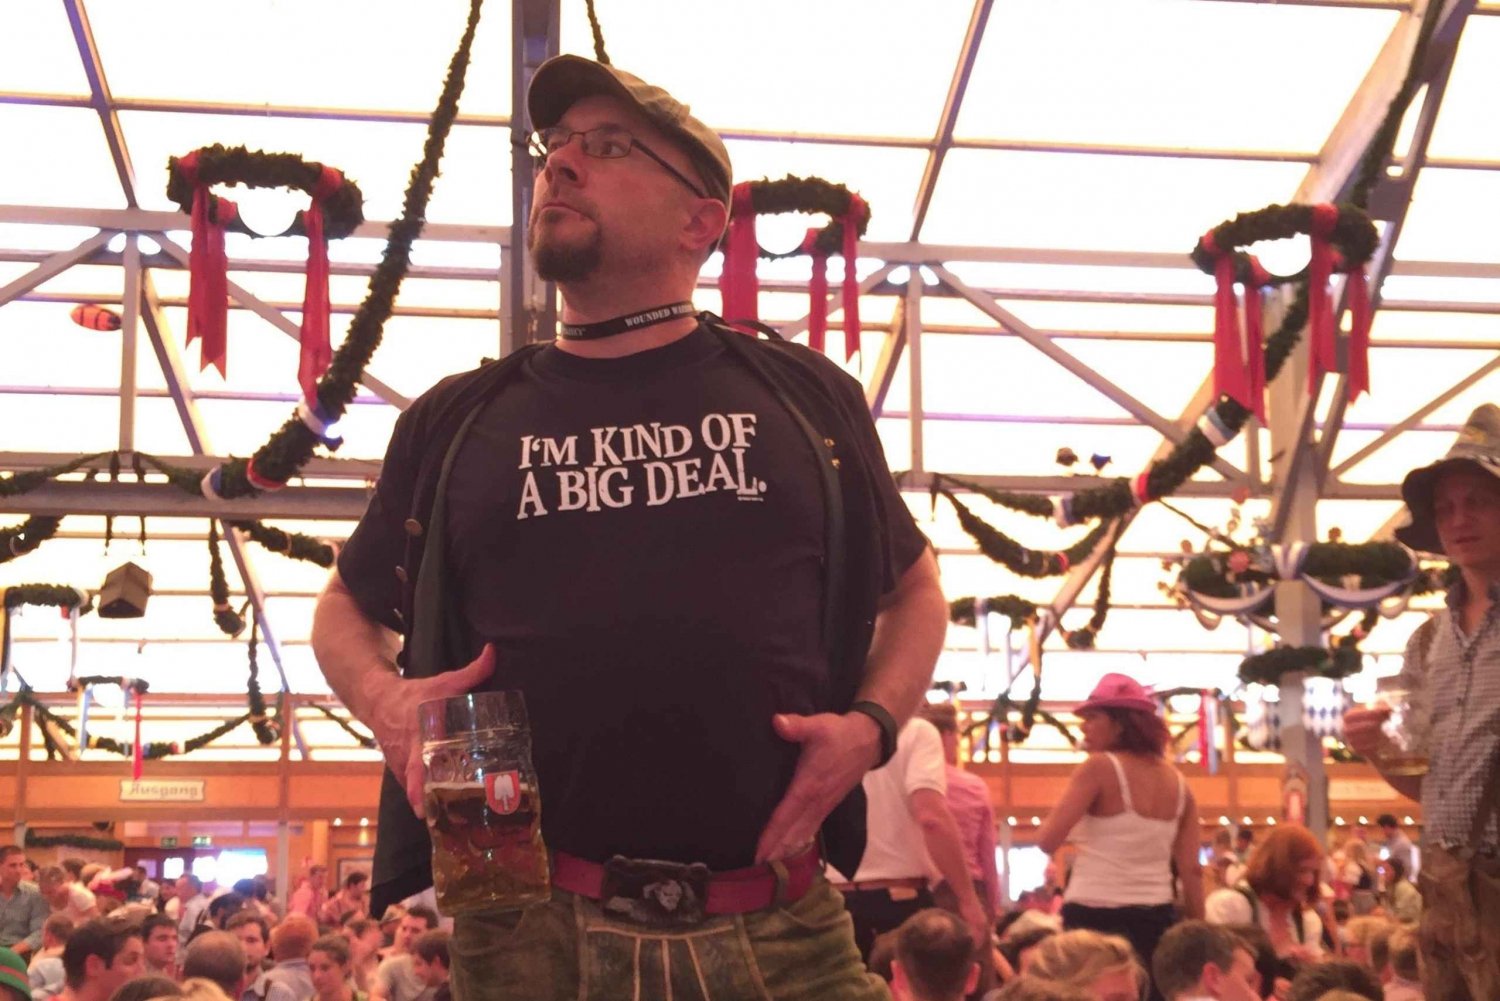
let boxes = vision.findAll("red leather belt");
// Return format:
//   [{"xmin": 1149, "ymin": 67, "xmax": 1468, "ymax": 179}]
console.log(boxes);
[{"xmin": 552, "ymin": 845, "xmax": 821, "ymax": 916}]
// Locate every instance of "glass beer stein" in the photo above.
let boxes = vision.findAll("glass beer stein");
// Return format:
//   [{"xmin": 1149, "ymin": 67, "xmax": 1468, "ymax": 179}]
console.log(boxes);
[
  {"xmin": 420, "ymin": 691, "xmax": 550, "ymax": 914},
  {"xmin": 1371, "ymin": 681, "xmax": 1429, "ymax": 777}
]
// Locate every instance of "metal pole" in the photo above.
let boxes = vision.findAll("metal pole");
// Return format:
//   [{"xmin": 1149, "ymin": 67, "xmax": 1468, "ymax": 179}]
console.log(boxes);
[
  {"xmin": 119, "ymin": 236, "xmax": 140, "ymax": 453},
  {"xmin": 1267, "ymin": 291, "xmax": 1330, "ymax": 843},
  {"xmin": 505, "ymin": 0, "xmax": 559, "ymax": 355}
]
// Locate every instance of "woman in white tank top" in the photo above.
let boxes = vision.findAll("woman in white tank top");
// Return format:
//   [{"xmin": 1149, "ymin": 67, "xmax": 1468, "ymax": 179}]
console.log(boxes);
[{"xmin": 1036, "ymin": 674, "xmax": 1205, "ymax": 1001}]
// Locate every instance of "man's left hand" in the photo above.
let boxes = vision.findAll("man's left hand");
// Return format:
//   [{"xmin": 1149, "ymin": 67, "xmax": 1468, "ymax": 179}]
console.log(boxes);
[{"xmin": 754, "ymin": 711, "xmax": 882, "ymax": 864}]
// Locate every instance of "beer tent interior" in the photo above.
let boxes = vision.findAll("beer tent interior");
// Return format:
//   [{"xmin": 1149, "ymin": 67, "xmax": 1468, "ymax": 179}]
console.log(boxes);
[{"xmin": 0, "ymin": 0, "xmax": 1495, "ymax": 781}]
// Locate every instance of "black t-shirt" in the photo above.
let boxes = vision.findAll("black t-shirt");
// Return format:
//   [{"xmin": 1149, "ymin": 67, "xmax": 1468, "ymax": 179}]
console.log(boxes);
[{"xmin": 343, "ymin": 324, "xmax": 926, "ymax": 870}]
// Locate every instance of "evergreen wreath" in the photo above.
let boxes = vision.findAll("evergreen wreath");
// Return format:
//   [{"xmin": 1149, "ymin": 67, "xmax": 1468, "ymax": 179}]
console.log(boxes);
[
  {"xmin": 1238, "ymin": 644, "xmax": 1363, "ymax": 686},
  {"xmin": 206, "ymin": 0, "xmax": 484, "ymax": 498},
  {"xmin": 166, "ymin": 145, "xmax": 364, "ymax": 240},
  {"xmin": 1189, "ymin": 202, "xmax": 1378, "ymax": 287},
  {"xmin": 743, "ymin": 175, "xmax": 872, "ymax": 259}
]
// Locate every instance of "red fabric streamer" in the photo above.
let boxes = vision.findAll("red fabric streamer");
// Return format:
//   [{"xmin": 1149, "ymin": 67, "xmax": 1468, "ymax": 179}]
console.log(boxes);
[
  {"xmin": 1345, "ymin": 262, "xmax": 1372, "ymax": 399},
  {"xmin": 298, "ymin": 166, "xmax": 343, "ymax": 403},
  {"xmin": 841, "ymin": 195, "xmax": 864, "ymax": 361},
  {"xmin": 1201, "ymin": 232, "xmax": 1255, "ymax": 415},
  {"xmin": 131, "ymin": 685, "xmax": 144, "ymax": 781},
  {"xmin": 802, "ymin": 228, "xmax": 829, "ymax": 353},
  {"xmin": 181, "ymin": 151, "xmax": 233, "ymax": 377},
  {"xmin": 1307, "ymin": 203, "xmax": 1340, "ymax": 392},
  {"xmin": 718, "ymin": 183, "xmax": 760, "ymax": 328},
  {"xmin": 1242, "ymin": 257, "xmax": 1271, "ymax": 422}
]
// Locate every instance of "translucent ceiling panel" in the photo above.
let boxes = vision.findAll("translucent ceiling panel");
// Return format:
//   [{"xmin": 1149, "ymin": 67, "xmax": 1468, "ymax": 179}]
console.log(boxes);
[
  {"xmin": 724, "ymin": 141, "xmax": 928, "ymax": 243},
  {"xmin": 0, "ymin": 3, "xmax": 90, "ymax": 94},
  {"xmin": 1337, "ymin": 344, "xmax": 1498, "ymax": 439},
  {"xmin": 91, "ymin": 0, "xmax": 513, "ymax": 116},
  {"xmin": 121, "ymin": 112, "xmax": 510, "ymax": 225},
  {"xmin": 957, "ymin": 1, "xmax": 1395, "ymax": 152},
  {"xmin": 922, "ymin": 150, "xmax": 1307, "ymax": 250},
  {"xmin": 1397, "ymin": 169, "xmax": 1500, "ymax": 261},
  {"xmin": 0, "ymin": 301, "xmax": 128, "ymax": 390},
  {"xmin": 559, "ymin": 0, "xmax": 969, "ymax": 138},
  {"xmin": 0, "ymin": 106, "xmax": 128, "ymax": 209},
  {"xmin": 1426, "ymin": 15, "xmax": 1500, "ymax": 159},
  {"xmin": 1370, "ymin": 308, "xmax": 1500, "ymax": 345}
]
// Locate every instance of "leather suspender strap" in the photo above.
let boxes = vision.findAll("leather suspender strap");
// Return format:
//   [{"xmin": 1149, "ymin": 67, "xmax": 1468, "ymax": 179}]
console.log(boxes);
[{"xmin": 407, "ymin": 402, "xmax": 489, "ymax": 676}]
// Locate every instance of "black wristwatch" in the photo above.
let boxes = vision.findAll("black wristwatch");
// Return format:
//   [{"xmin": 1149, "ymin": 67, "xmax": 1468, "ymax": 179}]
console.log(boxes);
[{"xmin": 849, "ymin": 700, "xmax": 898, "ymax": 768}]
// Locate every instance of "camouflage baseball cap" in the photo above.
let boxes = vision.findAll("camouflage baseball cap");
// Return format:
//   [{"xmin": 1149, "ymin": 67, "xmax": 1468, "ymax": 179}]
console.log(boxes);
[
  {"xmin": 526, "ymin": 55, "xmax": 732, "ymax": 205},
  {"xmin": 1396, "ymin": 403, "xmax": 1500, "ymax": 553}
]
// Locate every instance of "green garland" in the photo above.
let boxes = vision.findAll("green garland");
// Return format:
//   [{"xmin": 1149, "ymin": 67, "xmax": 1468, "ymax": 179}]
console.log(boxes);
[
  {"xmin": 4, "ymin": 584, "xmax": 91, "ymax": 614},
  {"xmin": 0, "ymin": 517, "xmax": 62, "ymax": 565},
  {"xmin": 940, "ymin": 486, "xmax": 1113, "ymax": 577},
  {"xmin": 229, "ymin": 520, "xmax": 336, "ymax": 567},
  {"xmin": 206, "ymin": 0, "xmax": 483, "ymax": 498},
  {"xmin": 1063, "ymin": 535, "xmax": 1117, "ymax": 650},
  {"xmin": 7, "ymin": 688, "xmax": 251, "ymax": 760},
  {"xmin": 23, "ymin": 830, "xmax": 124, "ymax": 851},
  {"xmin": 166, "ymin": 144, "xmax": 363, "ymax": 239},
  {"xmin": 206, "ymin": 521, "xmax": 246, "ymax": 637},
  {"xmin": 744, "ymin": 175, "xmax": 871, "ymax": 259},
  {"xmin": 245, "ymin": 615, "xmax": 281, "ymax": 746},
  {"xmin": 0, "ymin": 453, "xmax": 109, "ymax": 498}
]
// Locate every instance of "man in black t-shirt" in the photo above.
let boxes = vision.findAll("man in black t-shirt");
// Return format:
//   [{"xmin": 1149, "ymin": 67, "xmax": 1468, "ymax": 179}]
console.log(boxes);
[{"xmin": 312, "ymin": 54, "xmax": 946, "ymax": 1001}]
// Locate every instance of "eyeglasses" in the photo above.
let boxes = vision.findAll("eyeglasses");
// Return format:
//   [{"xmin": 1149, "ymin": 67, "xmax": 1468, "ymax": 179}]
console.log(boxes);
[{"xmin": 526, "ymin": 125, "xmax": 709, "ymax": 200}]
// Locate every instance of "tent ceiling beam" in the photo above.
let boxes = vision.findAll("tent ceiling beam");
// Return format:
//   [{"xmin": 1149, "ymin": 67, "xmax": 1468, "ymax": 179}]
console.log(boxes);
[
  {"xmin": 0, "ymin": 230, "xmax": 116, "ymax": 310},
  {"xmin": 931, "ymin": 263, "xmax": 1249, "ymax": 482},
  {"xmin": 909, "ymin": 0, "xmax": 994, "ymax": 241},
  {"xmin": 63, "ymin": 0, "xmax": 137, "ymax": 208}
]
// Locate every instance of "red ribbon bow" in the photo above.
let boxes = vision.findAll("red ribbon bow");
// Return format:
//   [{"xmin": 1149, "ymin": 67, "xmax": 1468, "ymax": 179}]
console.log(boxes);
[
  {"xmin": 840, "ymin": 195, "xmax": 864, "ymax": 361},
  {"xmin": 1334, "ymin": 251, "xmax": 1373, "ymax": 400},
  {"xmin": 180, "ymin": 151, "xmax": 237, "ymax": 377},
  {"xmin": 1307, "ymin": 203, "xmax": 1341, "ymax": 393},
  {"xmin": 718, "ymin": 183, "xmax": 760, "ymax": 330},
  {"xmin": 1200, "ymin": 233, "xmax": 1267, "ymax": 421},
  {"xmin": 802, "ymin": 229, "xmax": 830, "ymax": 353},
  {"xmin": 298, "ymin": 166, "xmax": 343, "ymax": 402}
]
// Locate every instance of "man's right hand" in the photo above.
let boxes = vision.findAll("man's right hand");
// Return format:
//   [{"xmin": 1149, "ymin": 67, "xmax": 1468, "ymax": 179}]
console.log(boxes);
[
  {"xmin": 367, "ymin": 644, "xmax": 496, "ymax": 817},
  {"xmin": 1341, "ymin": 706, "xmax": 1390, "ymax": 759}
]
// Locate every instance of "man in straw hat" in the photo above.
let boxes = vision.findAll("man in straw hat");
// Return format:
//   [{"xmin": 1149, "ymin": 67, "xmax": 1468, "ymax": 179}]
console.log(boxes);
[
  {"xmin": 313, "ymin": 53, "xmax": 944, "ymax": 1000},
  {"xmin": 1345, "ymin": 403, "xmax": 1500, "ymax": 1000}
]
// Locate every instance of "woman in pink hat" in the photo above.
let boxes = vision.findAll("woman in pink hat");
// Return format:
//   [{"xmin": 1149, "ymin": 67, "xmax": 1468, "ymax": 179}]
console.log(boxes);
[{"xmin": 1037, "ymin": 673, "xmax": 1204, "ymax": 1001}]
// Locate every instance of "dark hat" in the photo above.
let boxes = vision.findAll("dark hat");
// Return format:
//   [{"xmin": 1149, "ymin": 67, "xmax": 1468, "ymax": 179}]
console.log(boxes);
[
  {"xmin": 1396, "ymin": 404, "xmax": 1500, "ymax": 553},
  {"xmin": 526, "ymin": 55, "xmax": 732, "ymax": 205}
]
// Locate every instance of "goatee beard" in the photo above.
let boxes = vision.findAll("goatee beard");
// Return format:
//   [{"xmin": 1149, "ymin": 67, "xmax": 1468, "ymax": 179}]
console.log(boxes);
[{"xmin": 529, "ymin": 226, "xmax": 602, "ymax": 282}]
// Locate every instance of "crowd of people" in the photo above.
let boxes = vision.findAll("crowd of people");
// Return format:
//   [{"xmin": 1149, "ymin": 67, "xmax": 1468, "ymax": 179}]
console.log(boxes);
[{"xmin": 0, "ymin": 849, "xmax": 451, "ymax": 1001}]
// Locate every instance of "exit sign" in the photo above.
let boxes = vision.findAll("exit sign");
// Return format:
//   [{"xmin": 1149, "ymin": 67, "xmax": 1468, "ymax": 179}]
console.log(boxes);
[
  {"xmin": 160, "ymin": 837, "xmax": 178, "ymax": 848},
  {"xmin": 191, "ymin": 836, "xmax": 212, "ymax": 847}
]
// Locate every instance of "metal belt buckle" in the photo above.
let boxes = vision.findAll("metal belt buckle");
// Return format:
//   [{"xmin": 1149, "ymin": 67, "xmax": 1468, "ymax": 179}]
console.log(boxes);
[{"xmin": 600, "ymin": 855, "xmax": 711, "ymax": 927}]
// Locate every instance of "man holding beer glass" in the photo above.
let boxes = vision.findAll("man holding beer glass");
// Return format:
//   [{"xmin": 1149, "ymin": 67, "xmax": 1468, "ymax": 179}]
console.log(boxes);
[
  {"xmin": 311, "ymin": 54, "xmax": 946, "ymax": 1000},
  {"xmin": 1344, "ymin": 404, "xmax": 1500, "ymax": 1000}
]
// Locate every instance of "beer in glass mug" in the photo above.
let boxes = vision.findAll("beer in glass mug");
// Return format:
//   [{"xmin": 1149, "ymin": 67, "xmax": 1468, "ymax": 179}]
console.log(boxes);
[{"xmin": 420, "ymin": 691, "xmax": 550, "ymax": 914}]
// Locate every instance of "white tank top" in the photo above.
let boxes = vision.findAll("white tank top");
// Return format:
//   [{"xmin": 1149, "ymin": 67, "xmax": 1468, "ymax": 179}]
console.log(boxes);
[{"xmin": 1064, "ymin": 752, "xmax": 1186, "ymax": 907}]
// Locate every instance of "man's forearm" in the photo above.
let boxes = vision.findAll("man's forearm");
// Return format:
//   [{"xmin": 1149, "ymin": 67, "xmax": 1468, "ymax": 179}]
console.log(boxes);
[
  {"xmin": 912, "ymin": 791, "xmax": 983, "ymax": 912},
  {"xmin": 311, "ymin": 573, "xmax": 403, "ymax": 726},
  {"xmin": 857, "ymin": 550, "xmax": 946, "ymax": 726}
]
